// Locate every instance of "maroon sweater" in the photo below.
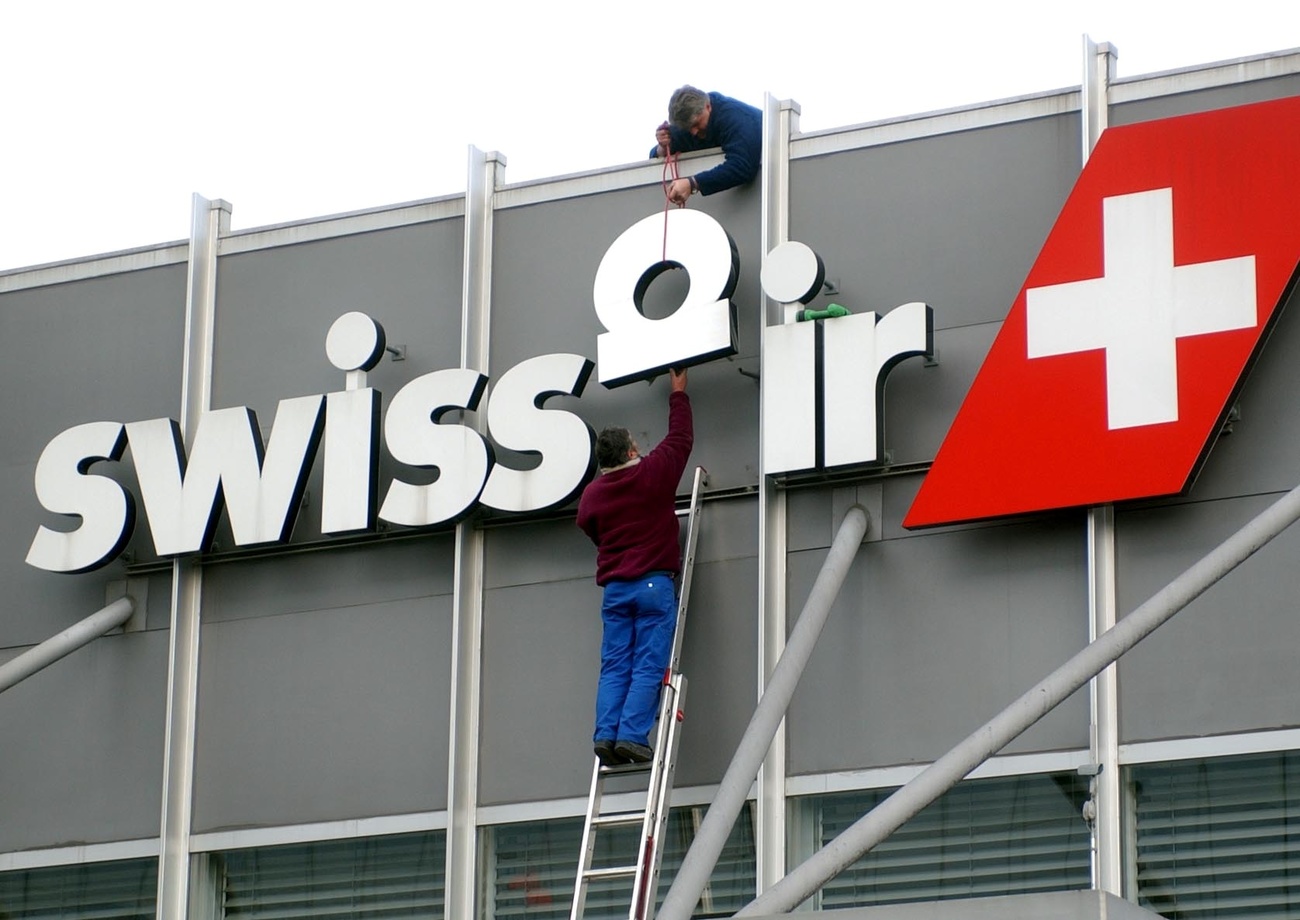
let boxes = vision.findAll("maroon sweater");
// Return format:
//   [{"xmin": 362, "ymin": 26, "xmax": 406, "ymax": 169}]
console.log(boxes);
[{"xmin": 577, "ymin": 392, "xmax": 693, "ymax": 586}]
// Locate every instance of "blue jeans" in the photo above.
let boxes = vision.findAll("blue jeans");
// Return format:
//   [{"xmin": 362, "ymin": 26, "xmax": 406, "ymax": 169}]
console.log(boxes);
[{"xmin": 594, "ymin": 573, "xmax": 677, "ymax": 747}]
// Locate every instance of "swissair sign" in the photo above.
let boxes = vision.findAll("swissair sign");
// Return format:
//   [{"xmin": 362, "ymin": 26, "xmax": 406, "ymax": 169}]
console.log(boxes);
[{"xmin": 905, "ymin": 96, "xmax": 1300, "ymax": 528}]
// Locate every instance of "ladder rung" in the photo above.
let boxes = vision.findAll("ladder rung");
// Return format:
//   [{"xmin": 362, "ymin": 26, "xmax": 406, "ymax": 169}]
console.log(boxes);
[
  {"xmin": 584, "ymin": 865, "xmax": 638, "ymax": 881},
  {"xmin": 599, "ymin": 761, "xmax": 652, "ymax": 775},
  {"xmin": 592, "ymin": 812, "xmax": 646, "ymax": 829}
]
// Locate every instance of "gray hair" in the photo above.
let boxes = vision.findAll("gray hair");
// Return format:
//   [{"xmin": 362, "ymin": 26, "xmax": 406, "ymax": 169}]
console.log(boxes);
[
  {"xmin": 596, "ymin": 427, "xmax": 635, "ymax": 469},
  {"xmin": 668, "ymin": 85, "xmax": 709, "ymax": 130}
]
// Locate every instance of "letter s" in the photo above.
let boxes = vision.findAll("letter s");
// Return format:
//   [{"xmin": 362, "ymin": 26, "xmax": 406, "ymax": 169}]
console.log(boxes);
[
  {"xmin": 26, "ymin": 421, "xmax": 136, "ymax": 574},
  {"xmin": 379, "ymin": 369, "xmax": 491, "ymax": 527},
  {"xmin": 479, "ymin": 353, "xmax": 596, "ymax": 513}
]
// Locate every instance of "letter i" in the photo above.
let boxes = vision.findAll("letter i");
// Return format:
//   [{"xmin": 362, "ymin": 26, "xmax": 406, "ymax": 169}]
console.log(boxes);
[{"xmin": 322, "ymin": 312, "xmax": 386, "ymax": 535}]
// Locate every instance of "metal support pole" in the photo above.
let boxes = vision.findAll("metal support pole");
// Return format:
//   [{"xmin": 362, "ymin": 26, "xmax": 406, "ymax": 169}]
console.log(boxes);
[
  {"xmin": 756, "ymin": 93, "xmax": 801, "ymax": 898},
  {"xmin": 156, "ymin": 194, "xmax": 228, "ymax": 920},
  {"xmin": 1081, "ymin": 37, "xmax": 1117, "ymax": 164},
  {"xmin": 0, "ymin": 597, "xmax": 135, "ymax": 694},
  {"xmin": 656, "ymin": 506, "xmax": 869, "ymax": 920},
  {"xmin": 444, "ymin": 146, "xmax": 504, "ymax": 920},
  {"xmin": 736, "ymin": 480, "xmax": 1300, "ymax": 916},
  {"xmin": 1082, "ymin": 34, "xmax": 1123, "ymax": 897}
]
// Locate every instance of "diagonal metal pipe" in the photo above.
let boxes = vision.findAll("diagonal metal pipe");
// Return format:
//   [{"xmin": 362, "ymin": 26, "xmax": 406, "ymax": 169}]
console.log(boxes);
[
  {"xmin": 0, "ymin": 596, "xmax": 135, "ymax": 694},
  {"xmin": 736, "ymin": 481, "xmax": 1300, "ymax": 916},
  {"xmin": 656, "ymin": 505, "xmax": 869, "ymax": 920}
]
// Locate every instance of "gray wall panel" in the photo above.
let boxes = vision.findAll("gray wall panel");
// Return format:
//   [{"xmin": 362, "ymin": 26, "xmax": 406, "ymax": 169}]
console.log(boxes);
[
  {"xmin": 1110, "ymin": 75, "xmax": 1300, "ymax": 128},
  {"xmin": 787, "ymin": 518, "xmax": 1089, "ymax": 775},
  {"xmin": 1168, "ymin": 285, "xmax": 1300, "ymax": 505},
  {"xmin": 201, "ymin": 537, "xmax": 454, "ymax": 624},
  {"xmin": 0, "ymin": 266, "xmax": 187, "ymax": 467},
  {"xmin": 479, "ymin": 553, "xmax": 758, "ymax": 804},
  {"xmin": 1117, "ymin": 492, "xmax": 1300, "ymax": 743},
  {"xmin": 485, "ymin": 519, "xmax": 596, "ymax": 590},
  {"xmin": 693, "ymin": 497, "xmax": 758, "ymax": 565},
  {"xmin": 789, "ymin": 115, "xmax": 1079, "ymax": 332},
  {"xmin": 193, "ymin": 594, "xmax": 452, "ymax": 831},
  {"xmin": 0, "ymin": 628, "xmax": 167, "ymax": 852},
  {"xmin": 788, "ymin": 488, "xmax": 835, "ymax": 553},
  {"xmin": 880, "ymin": 322, "xmax": 998, "ymax": 466},
  {"xmin": 674, "ymin": 554, "xmax": 758, "ymax": 788},
  {"xmin": 491, "ymin": 185, "xmax": 763, "ymax": 493},
  {"xmin": 479, "ymin": 576, "xmax": 603, "ymax": 805},
  {"xmin": 0, "ymin": 461, "xmax": 137, "ymax": 646},
  {"xmin": 2, "ymin": 267, "xmax": 186, "ymax": 640},
  {"xmin": 212, "ymin": 223, "xmax": 465, "ymax": 409}
]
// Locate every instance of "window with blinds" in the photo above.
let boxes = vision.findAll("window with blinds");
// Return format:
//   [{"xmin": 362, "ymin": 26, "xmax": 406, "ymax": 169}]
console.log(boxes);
[
  {"xmin": 218, "ymin": 831, "xmax": 446, "ymax": 919},
  {"xmin": 484, "ymin": 805, "xmax": 755, "ymax": 920},
  {"xmin": 1132, "ymin": 750, "xmax": 1300, "ymax": 918},
  {"xmin": 0, "ymin": 857, "xmax": 157, "ymax": 919},
  {"xmin": 801, "ymin": 772, "xmax": 1091, "ymax": 908}
]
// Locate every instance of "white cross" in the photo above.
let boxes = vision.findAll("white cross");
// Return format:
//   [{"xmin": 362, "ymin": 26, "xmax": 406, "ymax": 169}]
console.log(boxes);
[{"xmin": 1026, "ymin": 188, "xmax": 1256, "ymax": 430}]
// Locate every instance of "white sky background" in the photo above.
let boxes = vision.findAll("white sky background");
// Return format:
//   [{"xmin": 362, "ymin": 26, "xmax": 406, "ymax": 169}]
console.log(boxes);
[{"xmin": 1, "ymin": 1, "xmax": 1295, "ymax": 271}]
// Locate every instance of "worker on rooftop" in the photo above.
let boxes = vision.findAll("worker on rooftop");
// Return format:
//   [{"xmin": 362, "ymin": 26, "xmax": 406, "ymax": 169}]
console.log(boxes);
[{"xmin": 652, "ymin": 86, "xmax": 762, "ymax": 205}]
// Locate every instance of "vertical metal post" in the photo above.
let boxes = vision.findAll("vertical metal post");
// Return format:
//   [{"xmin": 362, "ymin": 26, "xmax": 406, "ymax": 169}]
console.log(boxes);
[
  {"xmin": 156, "ymin": 194, "xmax": 229, "ymax": 920},
  {"xmin": 1082, "ymin": 35, "xmax": 1123, "ymax": 898},
  {"xmin": 757, "ymin": 94, "xmax": 800, "ymax": 896},
  {"xmin": 444, "ymin": 146, "xmax": 504, "ymax": 920}
]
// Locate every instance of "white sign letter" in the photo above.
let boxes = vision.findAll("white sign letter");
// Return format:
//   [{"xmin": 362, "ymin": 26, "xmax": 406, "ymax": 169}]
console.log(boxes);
[
  {"xmin": 593, "ymin": 209, "xmax": 738, "ymax": 387},
  {"xmin": 480, "ymin": 353, "xmax": 596, "ymax": 513},
  {"xmin": 26, "ymin": 421, "xmax": 135, "ymax": 574},
  {"xmin": 322, "ymin": 388, "xmax": 381, "ymax": 535},
  {"xmin": 379, "ymin": 369, "xmax": 491, "ymax": 527},
  {"xmin": 127, "ymin": 395, "xmax": 324, "ymax": 556}
]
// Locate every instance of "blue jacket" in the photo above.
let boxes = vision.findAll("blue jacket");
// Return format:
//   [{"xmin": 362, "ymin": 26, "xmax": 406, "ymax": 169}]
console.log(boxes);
[{"xmin": 652, "ymin": 92, "xmax": 762, "ymax": 196}]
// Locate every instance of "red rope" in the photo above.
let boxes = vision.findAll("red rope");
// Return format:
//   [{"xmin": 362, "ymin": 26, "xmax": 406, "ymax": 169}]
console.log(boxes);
[{"xmin": 661, "ymin": 149, "xmax": 684, "ymax": 263}]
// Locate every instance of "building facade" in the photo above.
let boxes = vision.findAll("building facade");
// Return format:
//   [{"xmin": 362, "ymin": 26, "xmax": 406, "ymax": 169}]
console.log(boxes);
[{"xmin": 3, "ymin": 41, "xmax": 1300, "ymax": 920}]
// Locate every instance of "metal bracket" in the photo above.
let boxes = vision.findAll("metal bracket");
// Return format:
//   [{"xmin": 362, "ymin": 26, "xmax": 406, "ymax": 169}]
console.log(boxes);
[
  {"xmin": 386, "ymin": 344, "xmax": 407, "ymax": 362},
  {"xmin": 105, "ymin": 576, "xmax": 149, "ymax": 633},
  {"xmin": 1221, "ymin": 403, "xmax": 1241, "ymax": 435}
]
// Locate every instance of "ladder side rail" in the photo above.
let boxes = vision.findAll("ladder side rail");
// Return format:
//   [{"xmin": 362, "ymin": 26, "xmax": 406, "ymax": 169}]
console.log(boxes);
[
  {"xmin": 571, "ymin": 758, "xmax": 609, "ymax": 920},
  {"xmin": 629, "ymin": 678, "xmax": 677, "ymax": 919},
  {"xmin": 668, "ymin": 467, "xmax": 708, "ymax": 673},
  {"xmin": 630, "ymin": 675, "xmax": 687, "ymax": 920},
  {"xmin": 642, "ymin": 675, "xmax": 688, "ymax": 920}
]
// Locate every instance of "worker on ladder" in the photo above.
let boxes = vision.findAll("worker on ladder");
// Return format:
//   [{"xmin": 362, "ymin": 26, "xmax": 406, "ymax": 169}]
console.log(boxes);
[{"xmin": 577, "ymin": 368, "xmax": 693, "ymax": 766}]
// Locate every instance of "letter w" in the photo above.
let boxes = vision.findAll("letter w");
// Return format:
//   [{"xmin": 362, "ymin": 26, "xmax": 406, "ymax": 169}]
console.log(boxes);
[{"xmin": 126, "ymin": 396, "xmax": 324, "ymax": 557}]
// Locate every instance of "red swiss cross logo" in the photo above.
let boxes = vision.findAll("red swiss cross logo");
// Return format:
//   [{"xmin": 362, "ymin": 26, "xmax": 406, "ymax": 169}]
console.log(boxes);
[{"xmin": 905, "ymin": 96, "xmax": 1300, "ymax": 528}]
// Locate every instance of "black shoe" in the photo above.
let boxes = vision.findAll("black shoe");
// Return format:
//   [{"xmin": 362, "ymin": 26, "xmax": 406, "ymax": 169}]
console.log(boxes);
[
  {"xmin": 614, "ymin": 740, "xmax": 653, "ymax": 764},
  {"xmin": 594, "ymin": 739, "xmax": 620, "ymax": 766}
]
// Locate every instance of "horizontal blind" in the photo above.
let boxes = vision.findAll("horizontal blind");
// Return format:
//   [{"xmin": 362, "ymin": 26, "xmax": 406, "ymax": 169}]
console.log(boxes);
[
  {"xmin": 486, "ymin": 805, "xmax": 755, "ymax": 920},
  {"xmin": 1133, "ymin": 751, "xmax": 1300, "ymax": 919},
  {"xmin": 811, "ymin": 772, "xmax": 1091, "ymax": 908},
  {"xmin": 0, "ymin": 857, "xmax": 156, "ymax": 919},
  {"xmin": 220, "ymin": 831, "xmax": 445, "ymax": 919}
]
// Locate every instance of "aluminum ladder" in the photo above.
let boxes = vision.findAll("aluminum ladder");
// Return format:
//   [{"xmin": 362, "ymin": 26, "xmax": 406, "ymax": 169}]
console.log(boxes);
[{"xmin": 570, "ymin": 466, "xmax": 708, "ymax": 920}]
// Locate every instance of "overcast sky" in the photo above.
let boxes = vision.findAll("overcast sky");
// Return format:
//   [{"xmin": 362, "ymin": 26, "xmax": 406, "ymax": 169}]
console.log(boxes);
[{"xmin": 1, "ymin": 1, "xmax": 1295, "ymax": 271}]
